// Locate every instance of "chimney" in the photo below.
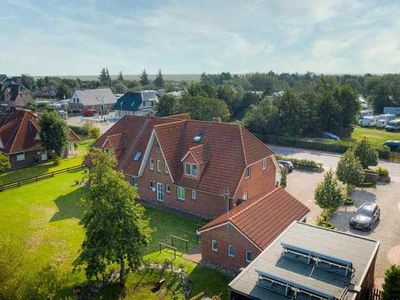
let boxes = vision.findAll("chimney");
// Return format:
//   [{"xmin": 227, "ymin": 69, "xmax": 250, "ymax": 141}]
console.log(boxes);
[{"xmin": 212, "ymin": 116, "xmax": 222, "ymax": 123}]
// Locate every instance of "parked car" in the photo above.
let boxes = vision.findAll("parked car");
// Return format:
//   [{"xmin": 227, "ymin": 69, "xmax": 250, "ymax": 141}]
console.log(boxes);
[
  {"xmin": 383, "ymin": 140, "xmax": 400, "ymax": 152},
  {"xmin": 350, "ymin": 202, "xmax": 380, "ymax": 231},
  {"xmin": 83, "ymin": 109, "xmax": 97, "ymax": 117},
  {"xmin": 322, "ymin": 131, "xmax": 340, "ymax": 141},
  {"xmin": 385, "ymin": 119, "xmax": 400, "ymax": 132},
  {"xmin": 278, "ymin": 160, "xmax": 294, "ymax": 173}
]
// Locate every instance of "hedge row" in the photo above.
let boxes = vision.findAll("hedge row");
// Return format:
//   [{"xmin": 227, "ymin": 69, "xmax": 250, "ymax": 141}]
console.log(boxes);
[
  {"xmin": 68, "ymin": 125, "xmax": 88, "ymax": 136},
  {"xmin": 259, "ymin": 134, "xmax": 394, "ymax": 160},
  {"xmin": 275, "ymin": 155, "xmax": 323, "ymax": 172}
]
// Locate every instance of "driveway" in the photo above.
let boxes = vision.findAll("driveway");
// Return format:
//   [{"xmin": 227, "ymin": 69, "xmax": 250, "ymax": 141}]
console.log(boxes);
[{"xmin": 271, "ymin": 145, "xmax": 400, "ymax": 278}]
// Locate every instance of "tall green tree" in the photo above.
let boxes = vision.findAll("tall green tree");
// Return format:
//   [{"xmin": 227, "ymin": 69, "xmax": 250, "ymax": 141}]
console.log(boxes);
[
  {"xmin": 39, "ymin": 111, "xmax": 69, "ymax": 157},
  {"xmin": 140, "ymin": 69, "xmax": 150, "ymax": 86},
  {"xmin": 353, "ymin": 138, "xmax": 378, "ymax": 169},
  {"xmin": 315, "ymin": 170, "xmax": 343, "ymax": 209},
  {"xmin": 336, "ymin": 150, "xmax": 364, "ymax": 187},
  {"xmin": 242, "ymin": 97, "xmax": 278, "ymax": 136},
  {"xmin": 382, "ymin": 265, "xmax": 400, "ymax": 300},
  {"xmin": 156, "ymin": 94, "xmax": 177, "ymax": 117},
  {"xmin": 99, "ymin": 68, "xmax": 111, "ymax": 86},
  {"xmin": 176, "ymin": 95, "xmax": 231, "ymax": 121},
  {"xmin": 75, "ymin": 149, "xmax": 152, "ymax": 286},
  {"xmin": 117, "ymin": 71, "xmax": 124, "ymax": 81},
  {"xmin": 153, "ymin": 69, "xmax": 164, "ymax": 88}
]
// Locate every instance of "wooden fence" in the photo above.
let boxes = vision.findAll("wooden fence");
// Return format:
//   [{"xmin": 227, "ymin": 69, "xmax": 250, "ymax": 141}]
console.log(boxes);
[
  {"xmin": 0, "ymin": 165, "xmax": 84, "ymax": 191},
  {"xmin": 369, "ymin": 288, "xmax": 383, "ymax": 300}
]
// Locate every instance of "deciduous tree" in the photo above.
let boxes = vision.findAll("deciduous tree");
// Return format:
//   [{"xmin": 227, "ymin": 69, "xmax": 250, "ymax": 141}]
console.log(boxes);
[
  {"xmin": 336, "ymin": 150, "xmax": 364, "ymax": 188},
  {"xmin": 39, "ymin": 111, "xmax": 69, "ymax": 157},
  {"xmin": 75, "ymin": 149, "xmax": 152, "ymax": 286},
  {"xmin": 315, "ymin": 170, "xmax": 343, "ymax": 209},
  {"xmin": 353, "ymin": 138, "xmax": 378, "ymax": 169},
  {"xmin": 156, "ymin": 94, "xmax": 177, "ymax": 117}
]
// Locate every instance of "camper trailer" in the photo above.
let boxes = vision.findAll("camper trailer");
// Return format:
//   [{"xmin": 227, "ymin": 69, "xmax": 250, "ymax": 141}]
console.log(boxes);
[
  {"xmin": 386, "ymin": 119, "xmax": 400, "ymax": 132},
  {"xmin": 361, "ymin": 116, "xmax": 376, "ymax": 127},
  {"xmin": 376, "ymin": 114, "xmax": 396, "ymax": 128},
  {"xmin": 358, "ymin": 109, "xmax": 373, "ymax": 120}
]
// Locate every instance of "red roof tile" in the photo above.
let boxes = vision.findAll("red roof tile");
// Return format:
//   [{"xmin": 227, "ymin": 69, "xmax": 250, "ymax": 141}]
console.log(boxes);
[{"xmin": 198, "ymin": 188, "xmax": 310, "ymax": 249}]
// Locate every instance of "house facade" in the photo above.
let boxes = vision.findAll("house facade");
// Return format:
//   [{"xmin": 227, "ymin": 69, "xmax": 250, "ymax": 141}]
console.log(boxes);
[
  {"xmin": 91, "ymin": 114, "xmax": 282, "ymax": 218},
  {"xmin": 197, "ymin": 188, "xmax": 309, "ymax": 272},
  {"xmin": 114, "ymin": 90, "xmax": 159, "ymax": 117},
  {"xmin": 0, "ymin": 108, "xmax": 79, "ymax": 170},
  {"xmin": 69, "ymin": 88, "xmax": 116, "ymax": 114}
]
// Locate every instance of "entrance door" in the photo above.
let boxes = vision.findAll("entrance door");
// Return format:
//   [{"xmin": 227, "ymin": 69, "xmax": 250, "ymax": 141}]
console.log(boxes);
[
  {"xmin": 41, "ymin": 149, "xmax": 48, "ymax": 161},
  {"xmin": 156, "ymin": 182, "xmax": 164, "ymax": 202}
]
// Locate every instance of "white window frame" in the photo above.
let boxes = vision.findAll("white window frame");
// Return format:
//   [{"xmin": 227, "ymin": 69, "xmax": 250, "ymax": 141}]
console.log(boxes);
[
  {"xmin": 150, "ymin": 180, "xmax": 155, "ymax": 191},
  {"xmin": 156, "ymin": 182, "xmax": 164, "ymax": 202},
  {"xmin": 165, "ymin": 163, "xmax": 169, "ymax": 174},
  {"xmin": 16, "ymin": 152, "xmax": 25, "ymax": 161},
  {"xmin": 228, "ymin": 245, "xmax": 235, "ymax": 257},
  {"xmin": 242, "ymin": 191, "xmax": 248, "ymax": 201},
  {"xmin": 184, "ymin": 162, "xmax": 198, "ymax": 177},
  {"xmin": 192, "ymin": 190, "xmax": 197, "ymax": 200},
  {"xmin": 166, "ymin": 184, "xmax": 171, "ymax": 193},
  {"xmin": 245, "ymin": 166, "xmax": 251, "ymax": 179},
  {"xmin": 262, "ymin": 158, "xmax": 267, "ymax": 171},
  {"xmin": 211, "ymin": 240, "xmax": 218, "ymax": 252},
  {"xmin": 177, "ymin": 186, "xmax": 185, "ymax": 201},
  {"xmin": 157, "ymin": 159, "xmax": 161, "ymax": 172},
  {"xmin": 150, "ymin": 159, "xmax": 154, "ymax": 170},
  {"xmin": 246, "ymin": 250, "xmax": 253, "ymax": 263}
]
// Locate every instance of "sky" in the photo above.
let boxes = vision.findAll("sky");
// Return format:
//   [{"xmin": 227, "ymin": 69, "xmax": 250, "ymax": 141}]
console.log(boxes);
[{"xmin": 1, "ymin": 0, "xmax": 399, "ymax": 75}]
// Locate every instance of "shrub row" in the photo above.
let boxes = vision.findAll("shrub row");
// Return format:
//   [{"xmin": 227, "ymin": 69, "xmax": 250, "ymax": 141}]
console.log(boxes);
[
  {"xmin": 316, "ymin": 208, "xmax": 336, "ymax": 229},
  {"xmin": 275, "ymin": 155, "xmax": 323, "ymax": 172},
  {"xmin": 259, "ymin": 134, "xmax": 394, "ymax": 160},
  {"xmin": 68, "ymin": 125, "xmax": 88, "ymax": 136}
]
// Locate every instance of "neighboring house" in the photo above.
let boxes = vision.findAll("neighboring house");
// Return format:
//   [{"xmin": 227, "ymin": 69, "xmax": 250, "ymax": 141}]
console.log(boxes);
[
  {"xmin": 91, "ymin": 114, "xmax": 282, "ymax": 218},
  {"xmin": 114, "ymin": 91, "xmax": 159, "ymax": 117},
  {"xmin": 229, "ymin": 221, "xmax": 380, "ymax": 300},
  {"xmin": 197, "ymin": 188, "xmax": 309, "ymax": 272},
  {"xmin": 0, "ymin": 79, "xmax": 32, "ymax": 107},
  {"xmin": 69, "ymin": 88, "xmax": 116, "ymax": 114},
  {"xmin": 0, "ymin": 108, "xmax": 79, "ymax": 170}
]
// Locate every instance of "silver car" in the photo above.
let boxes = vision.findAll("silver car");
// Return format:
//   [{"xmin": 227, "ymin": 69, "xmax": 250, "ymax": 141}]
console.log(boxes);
[{"xmin": 350, "ymin": 202, "xmax": 380, "ymax": 231}]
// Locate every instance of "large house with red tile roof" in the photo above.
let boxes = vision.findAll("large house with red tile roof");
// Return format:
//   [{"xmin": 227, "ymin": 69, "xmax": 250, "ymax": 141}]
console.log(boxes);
[
  {"xmin": 92, "ymin": 114, "xmax": 282, "ymax": 218},
  {"xmin": 197, "ymin": 188, "xmax": 309, "ymax": 272},
  {"xmin": 0, "ymin": 108, "xmax": 79, "ymax": 170}
]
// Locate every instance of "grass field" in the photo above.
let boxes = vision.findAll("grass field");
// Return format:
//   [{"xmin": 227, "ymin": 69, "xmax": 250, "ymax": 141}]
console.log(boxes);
[
  {"xmin": 0, "ymin": 138, "xmax": 93, "ymax": 184},
  {"xmin": 0, "ymin": 170, "xmax": 231, "ymax": 299},
  {"xmin": 349, "ymin": 127, "xmax": 400, "ymax": 145}
]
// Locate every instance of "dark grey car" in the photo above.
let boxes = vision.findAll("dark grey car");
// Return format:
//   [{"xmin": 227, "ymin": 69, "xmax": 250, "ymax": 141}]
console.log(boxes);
[{"xmin": 350, "ymin": 202, "xmax": 380, "ymax": 231}]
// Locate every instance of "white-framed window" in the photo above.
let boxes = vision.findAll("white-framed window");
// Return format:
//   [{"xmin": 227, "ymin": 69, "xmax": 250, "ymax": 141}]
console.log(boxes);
[
  {"xmin": 177, "ymin": 186, "xmax": 185, "ymax": 201},
  {"xmin": 246, "ymin": 251, "xmax": 253, "ymax": 262},
  {"xmin": 245, "ymin": 166, "xmax": 251, "ymax": 179},
  {"xmin": 16, "ymin": 152, "xmax": 25, "ymax": 161},
  {"xmin": 131, "ymin": 177, "xmax": 137, "ymax": 187},
  {"xmin": 165, "ymin": 163, "xmax": 169, "ymax": 174},
  {"xmin": 211, "ymin": 240, "xmax": 218, "ymax": 252},
  {"xmin": 166, "ymin": 184, "xmax": 171, "ymax": 193},
  {"xmin": 192, "ymin": 190, "xmax": 197, "ymax": 200},
  {"xmin": 228, "ymin": 245, "xmax": 235, "ymax": 257},
  {"xmin": 242, "ymin": 191, "xmax": 248, "ymax": 201},
  {"xmin": 150, "ymin": 180, "xmax": 155, "ymax": 191},
  {"xmin": 262, "ymin": 158, "xmax": 267, "ymax": 171},
  {"xmin": 150, "ymin": 159, "xmax": 154, "ymax": 170},
  {"xmin": 184, "ymin": 162, "xmax": 198, "ymax": 177},
  {"xmin": 157, "ymin": 159, "xmax": 161, "ymax": 172}
]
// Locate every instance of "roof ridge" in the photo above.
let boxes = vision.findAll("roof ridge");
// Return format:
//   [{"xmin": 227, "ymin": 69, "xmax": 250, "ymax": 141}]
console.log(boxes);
[
  {"xmin": 9, "ymin": 110, "xmax": 28, "ymax": 152},
  {"xmin": 230, "ymin": 187, "xmax": 281, "ymax": 221},
  {"xmin": 153, "ymin": 119, "xmax": 187, "ymax": 129},
  {"xmin": 239, "ymin": 126, "xmax": 248, "ymax": 165}
]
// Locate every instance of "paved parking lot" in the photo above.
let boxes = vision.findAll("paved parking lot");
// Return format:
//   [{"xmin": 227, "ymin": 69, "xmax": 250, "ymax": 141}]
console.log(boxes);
[
  {"xmin": 272, "ymin": 145, "xmax": 400, "ymax": 279},
  {"xmin": 66, "ymin": 115, "xmax": 117, "ymax": 133}
]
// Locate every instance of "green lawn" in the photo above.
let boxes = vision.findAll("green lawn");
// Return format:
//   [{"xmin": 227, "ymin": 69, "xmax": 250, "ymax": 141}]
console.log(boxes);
[
  {"xmin": 349, "ymin": 127, "xmax": 400, "ymax": 145},
  {"xmin": 0, "ymin": 170, "xmax": 231, "ymax": 299},
  {"xmin": 0, "ymin": 138, "xmax": 93, "ymax": 184}
]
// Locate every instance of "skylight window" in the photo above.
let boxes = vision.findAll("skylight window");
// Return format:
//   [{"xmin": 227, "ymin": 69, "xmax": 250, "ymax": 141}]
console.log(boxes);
[
  {"xmin": 193, "ymin": 133, "xmax": 203, "ymax": 143},
  {"xmin": 133, "ymin": 152, "xmax": 142, "ymax": 161}
]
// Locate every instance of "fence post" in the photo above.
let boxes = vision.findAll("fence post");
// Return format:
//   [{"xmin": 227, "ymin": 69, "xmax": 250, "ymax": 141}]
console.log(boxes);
[{"xmin": 171, "ymin": 236, "xmax": 174, "ymax": 247}]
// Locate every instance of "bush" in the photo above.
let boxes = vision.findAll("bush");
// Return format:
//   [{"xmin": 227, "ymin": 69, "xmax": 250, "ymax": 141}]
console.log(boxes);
[
  {"xmin": 52, "ymin": 156, "xmax": 61, "ymax": 166},
  {"xmin": 383, "ymin": 265, "xmax": 400, "ymax": 300},
  {"xmin": 68, "ymin": 125, "xmax": 88, "ymax": 136},
  {"xmin": 275, "ymin": 155, "xmax": 323, "ymax": 172},
  {"xmin": 316, "ymin": 209, "xmax": 336, "ymax": 229},
  {"xmin": 377, "ymin": 166, "xmax": 389, "ymax": 178},
  {"xmin": 88, "ymin": 126, "xmax": 100, "ymax": 139},
  {"xmin": 315, "ymin": 171, "xmax": 343, "ymax": 209},
  {"xmin": 343, "ymin": 198, "xmax": 354, "ymax": 206}
]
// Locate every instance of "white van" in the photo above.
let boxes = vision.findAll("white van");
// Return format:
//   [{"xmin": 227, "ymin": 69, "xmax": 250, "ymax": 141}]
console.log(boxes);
[
  {"xmin": 376, "ymin": 114, "xmax": 396, "ymax": 128},
  {"xmin": 361, "ymin": 116, "xmax": 376, "ymax": 127}
]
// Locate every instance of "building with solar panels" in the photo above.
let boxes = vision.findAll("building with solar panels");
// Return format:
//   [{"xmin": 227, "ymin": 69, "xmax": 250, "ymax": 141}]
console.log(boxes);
[{"xmin": 228, "ymin": 221, "xmax": 380, "ymax": 300}]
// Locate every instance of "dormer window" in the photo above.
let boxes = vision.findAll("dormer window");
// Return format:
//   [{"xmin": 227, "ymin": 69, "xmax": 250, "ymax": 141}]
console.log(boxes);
[
  {"xmin": 133, "ymin": 152, "xmax": 142, "ymax": 161},
  {"xmin": 184, "ymin": 162, "xmax": 198, "ymax": 177}
]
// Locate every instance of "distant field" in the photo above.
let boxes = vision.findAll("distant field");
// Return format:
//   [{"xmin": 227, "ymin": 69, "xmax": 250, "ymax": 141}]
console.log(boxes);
[
  {"xmin": 348, "ymin": 127, "xmax": 400, "ymax": 145},
  {"xmin": 33, "ymin": 74, "xmax": 201, "ymax": 81}
]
